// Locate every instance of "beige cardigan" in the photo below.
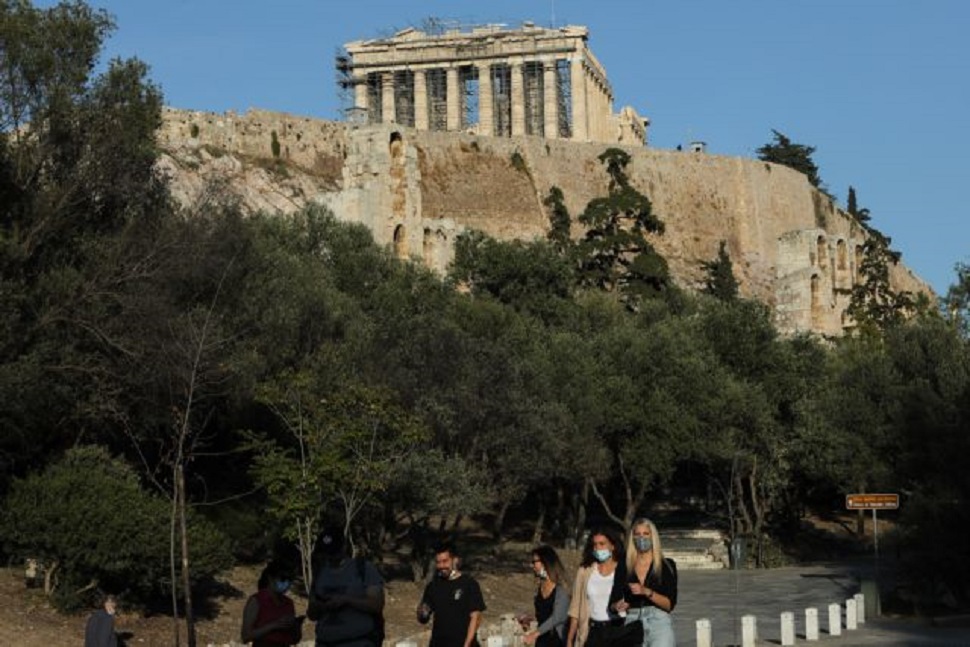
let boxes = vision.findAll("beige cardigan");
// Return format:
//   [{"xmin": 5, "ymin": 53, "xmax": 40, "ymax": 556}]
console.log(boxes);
[{"xmin": 567, "ymin": 565, "xmax": 595, "ymax": 647}]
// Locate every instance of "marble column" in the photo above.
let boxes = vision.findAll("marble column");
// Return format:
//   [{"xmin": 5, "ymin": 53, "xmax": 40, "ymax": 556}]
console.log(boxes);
[
  {"xmin": 477, "ymin": 62, "xmax": 493, "ymax": 137},
  {"xmin": 354, "ymin": 81, "xmax": 368, "ymax": 114},
  {"xmin": 446, "ymin": 66, "xmax": 461, "ymax": 131},
  {"xmin": 570, "ymin": 56, "xmax": 588, "ymax": 141},
  {"xmin": 543, "ymin": 61, "xmax": 558, "ymax": 139},
  {"xmin": 414, "ymin": 69, "xmax": 428, "ymax": 130},
  {"xmin": 381, "ymin": 71, "xmax": 395, "ymax": 124},
  {"xmin": 511, "ymin": 61, "xmax": 525, "ymax": 136}
]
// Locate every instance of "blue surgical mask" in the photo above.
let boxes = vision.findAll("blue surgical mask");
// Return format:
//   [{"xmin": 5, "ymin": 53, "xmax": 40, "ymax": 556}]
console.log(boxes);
[
  {"xmin": 634, "ymin": 537, "xmax": 653, "ymax": 553},
  {"xmin": 274, "ymin": 579, "xmax": 291, "ymax": 594},
  {"xmin": 594, "ymin": 549, "xmax": 612, "ymax": 563}
]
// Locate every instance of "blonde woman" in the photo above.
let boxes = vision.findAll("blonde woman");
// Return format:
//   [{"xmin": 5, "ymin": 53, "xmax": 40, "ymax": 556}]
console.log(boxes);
[{"xmin": 613, "ymin": 519, "xmax": 677, "ymax": 647}]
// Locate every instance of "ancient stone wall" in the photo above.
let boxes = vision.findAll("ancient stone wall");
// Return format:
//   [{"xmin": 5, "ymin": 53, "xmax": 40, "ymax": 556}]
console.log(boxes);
[{"xmin": 157, "ymin": 108, "xmax": 932, "ymax": 336}]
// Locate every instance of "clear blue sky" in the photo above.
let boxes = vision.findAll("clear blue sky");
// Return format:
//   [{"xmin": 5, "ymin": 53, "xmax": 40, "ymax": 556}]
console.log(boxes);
[{"xmin": 47, "ymin": 0, "xmax": 969, "ymax": 294}]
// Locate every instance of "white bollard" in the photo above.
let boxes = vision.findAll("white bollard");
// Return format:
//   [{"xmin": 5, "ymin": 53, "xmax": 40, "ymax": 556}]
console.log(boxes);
[
  {"xmin": 780, "ymin": 611, "xmax": 795, "ymax": 646},
  {"xmin": 695, "ymin": 618, "xmax": 712, "ymax": 647},
  {"xmin": 805, "ymin": 607, "xmax": 819, "ymax": 641},
  {"xmin": 828, "ymin": 602, "xmax": 842, "ymax": 636},
  {"xmin": 854, "ymin": 593, "xmax": 866, "ymax": 624},
  {"xmin": 742, "ymin": 614, "xmax": 758, "ymax": 647},
  {"xmin": 846, "ymin": 598, "xmax": 858, "ymax": 630}
]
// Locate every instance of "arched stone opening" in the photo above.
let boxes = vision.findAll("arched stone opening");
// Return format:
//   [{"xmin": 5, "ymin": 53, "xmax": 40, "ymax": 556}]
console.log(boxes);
[
  {"xmin": 854, "ymin": 244, "xmax": 865, "ymax": 283},
  {"xmin": 393, "ymin": 224, "xmax": 408, "ymax": 259},
  {"xmin": 810, "ymin": 273, "xmax": 822, "ymax": 326},
  {"xmin": 422, "ymin": 228, "xmax": 433, "ymax": 267},
  {"xmin": 816, "ymin": 235, "xmax": 828, "ymax": 269},
  {"xmin": 389, "ymin": 131, "xmax": 404, "ymax": 160},
  {"xmin": 836, "ymin": 239, "xmax": 848, "ymax": 270}
]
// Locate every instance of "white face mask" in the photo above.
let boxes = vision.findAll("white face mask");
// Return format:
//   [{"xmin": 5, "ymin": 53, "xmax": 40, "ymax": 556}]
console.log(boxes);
[{"xmin": 593, "ymin": 548, "xmax": 612, "ymax": 563}]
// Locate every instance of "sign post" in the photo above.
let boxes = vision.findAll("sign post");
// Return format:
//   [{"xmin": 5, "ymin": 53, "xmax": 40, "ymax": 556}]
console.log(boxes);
[
  {"xmin": 846, "ymin": 492, "xmax": 898, "ymax": 619},
  {"xmin": 846, "ymin": 493, "xmax": 899, "ymax": 559}
]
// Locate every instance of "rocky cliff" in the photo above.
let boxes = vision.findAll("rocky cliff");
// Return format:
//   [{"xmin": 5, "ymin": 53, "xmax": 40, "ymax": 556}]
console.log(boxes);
[{"xmin": 157, "ymin": 107, "xmax": 931, "ymax": 336}]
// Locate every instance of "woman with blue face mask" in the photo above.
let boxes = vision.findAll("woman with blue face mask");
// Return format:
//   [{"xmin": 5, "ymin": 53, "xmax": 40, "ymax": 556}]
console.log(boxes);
[
  {"xmin": 613, "ymin": 519, "xmax": 677, "ymax": 647},
  {"xmin": 566, "ymin": 527, "xmax": 641, "ymax": 647},
  {"xmin": 241, "ymin": 561, "xmax": 305, "ymax": 646}
]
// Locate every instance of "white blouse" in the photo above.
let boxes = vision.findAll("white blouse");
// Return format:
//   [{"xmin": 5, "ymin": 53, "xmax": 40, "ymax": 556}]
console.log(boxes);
[{"xmin": 586, "ymin": 568, "xmax": 615, "ymax": 621}]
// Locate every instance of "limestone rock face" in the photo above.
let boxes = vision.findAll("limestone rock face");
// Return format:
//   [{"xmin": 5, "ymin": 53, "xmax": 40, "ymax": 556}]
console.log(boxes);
[{"xmin": 157, "ymin": 107, "xmax": 932, "ymax": 336}]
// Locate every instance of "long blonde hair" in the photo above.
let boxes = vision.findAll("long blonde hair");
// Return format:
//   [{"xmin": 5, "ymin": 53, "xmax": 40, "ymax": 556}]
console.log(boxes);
[{"xmin": 625, "ymin": 518, "xmax": 665, "ymax": 583}]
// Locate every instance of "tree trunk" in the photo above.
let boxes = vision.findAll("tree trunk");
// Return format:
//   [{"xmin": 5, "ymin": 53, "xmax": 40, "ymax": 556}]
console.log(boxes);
[
  {"xmin": 733, "ymin": 471, "xmax": 752, "ymax": 536},
  {"xmin": 855, "ymin": 482, "xmax": 866, "ymax": 537},
  {"xmin": 532, "ymin": 497, "xmax": 546, "ymax": 546},
  {"xmin": 43, "ymin": 560, "xmax": 58, "ymax": 596},
  {"xmin": 555, "ymin": 484, "xmax": 567, "ymax": 537},
  {"xmin": 575, "ymin": 479, "xmax": 590, "ymax": 545},
  {"xmin": 493, "ymin": 500, "xmax": 510, "ymax": 549},
  {"xmin": 748, "ymin": 463, "xmax": 765, "ymax": 568},
  {"xmin": 170, "ymin": 469, "xmax": 182, "ymax": 647},
  {"xmin": 178, "ymin": 466, "xmax": 196, "ymax": 647}
]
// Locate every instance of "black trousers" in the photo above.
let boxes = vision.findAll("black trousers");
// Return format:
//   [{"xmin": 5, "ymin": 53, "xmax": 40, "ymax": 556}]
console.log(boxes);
[{"xmin": 586, "ymin": 620, "xmax": 643, "ymax": 647}]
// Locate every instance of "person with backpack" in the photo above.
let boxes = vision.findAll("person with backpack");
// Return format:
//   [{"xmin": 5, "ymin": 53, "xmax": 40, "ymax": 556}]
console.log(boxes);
[{"xmin": 308, "ymin": 530, "xmax": 385, "ymax": 647}]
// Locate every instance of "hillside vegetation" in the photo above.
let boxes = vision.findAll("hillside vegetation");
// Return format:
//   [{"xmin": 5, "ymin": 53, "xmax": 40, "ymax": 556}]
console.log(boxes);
[{"xmin": 2, "ymin": 4, "xmax": 970, "ymax": 641}]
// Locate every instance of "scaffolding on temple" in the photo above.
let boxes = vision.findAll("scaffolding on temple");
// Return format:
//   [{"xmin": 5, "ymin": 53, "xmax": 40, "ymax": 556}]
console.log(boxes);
[{"xmin": 335, "ymin": 20, "xmax": 640, "ymax": 144}]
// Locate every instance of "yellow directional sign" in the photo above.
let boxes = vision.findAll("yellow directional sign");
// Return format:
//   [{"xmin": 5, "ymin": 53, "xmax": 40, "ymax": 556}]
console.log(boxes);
[{"xmin": 846, "ymin": 493, "xmax": 899, "ymax": 510}]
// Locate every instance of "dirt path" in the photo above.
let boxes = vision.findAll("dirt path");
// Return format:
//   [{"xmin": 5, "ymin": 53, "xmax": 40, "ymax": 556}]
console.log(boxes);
[{"xmin": 0, "ymin": 557, "xmax": 542, "ymax": 646}]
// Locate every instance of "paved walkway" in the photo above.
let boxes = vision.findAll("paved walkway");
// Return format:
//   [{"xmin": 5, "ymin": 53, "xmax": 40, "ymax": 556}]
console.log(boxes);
[{"xmin": 670, "ymin": 564, "xmax": 970, "ymax": 646}]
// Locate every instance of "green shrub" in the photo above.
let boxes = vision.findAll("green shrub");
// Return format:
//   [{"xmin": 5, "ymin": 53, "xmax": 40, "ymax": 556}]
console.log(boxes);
[
  {"xmin": 510, "ymin": 150, "xmax": 527, "ymax": 174},
  {"xmin": 190, "ymin": 123, "xmax": 200, "ymax": 138},
  {"xmin": 0, "ymin": 446, "xmax": 232, "ymax": 610},
  {"xmin": 271, "ymin": 130, "xmax": 281, "ymax": 159}
]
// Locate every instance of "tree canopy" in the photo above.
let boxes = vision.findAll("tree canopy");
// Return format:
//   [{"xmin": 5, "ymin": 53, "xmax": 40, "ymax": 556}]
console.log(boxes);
[{"xmin": 756, "ymin": 129, "xmax": 823, "ymax": 189}]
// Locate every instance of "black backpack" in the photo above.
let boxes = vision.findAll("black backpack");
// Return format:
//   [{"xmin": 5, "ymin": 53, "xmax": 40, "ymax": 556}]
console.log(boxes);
[{"xmin": 355, "ymin": 557, "xmax": 386, "ymax": 646}]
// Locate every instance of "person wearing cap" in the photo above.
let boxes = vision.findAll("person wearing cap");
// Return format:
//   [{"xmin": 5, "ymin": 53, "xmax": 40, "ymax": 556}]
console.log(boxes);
[
  {"xmin": 308, "ymin": 529, "xmax": 384, "ymax": 647},
  {"xmin": 416, "ymin": 542, "xmax": 486, "ymax": 647},
  {"xmin": 241, "ymin": 561, "xmax": 304, "ymax": 646}
]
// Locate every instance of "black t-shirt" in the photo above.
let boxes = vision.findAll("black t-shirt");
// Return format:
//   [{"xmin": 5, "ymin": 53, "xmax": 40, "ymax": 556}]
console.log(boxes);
[
  {"xmin": 533, "ymin": 587, "xmax": 563, "ymax": 647},
  {"xmin": 624, "ymin": 558, "xmax": 678, "ymax": 611},
  {"xmin": 421, "ymin": 574, "xmax": 486, "ymax": 647}
]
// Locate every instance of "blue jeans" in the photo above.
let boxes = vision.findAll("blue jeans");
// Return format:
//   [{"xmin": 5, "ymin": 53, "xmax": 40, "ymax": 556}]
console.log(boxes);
[{"xmin": 625, "ymin": 606, "xmax": 675, "ymax": 647}]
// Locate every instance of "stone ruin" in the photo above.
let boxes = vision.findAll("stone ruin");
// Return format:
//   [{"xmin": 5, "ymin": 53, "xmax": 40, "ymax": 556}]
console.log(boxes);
[{"xmin": 338, "ymin": 22, "xmax": 647, "ymax": 146}]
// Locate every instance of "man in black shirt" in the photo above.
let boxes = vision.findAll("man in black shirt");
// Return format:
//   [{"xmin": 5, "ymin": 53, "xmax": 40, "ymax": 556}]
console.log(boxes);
[{"xmin": 417, "ymin": 543, "xmax": 485, "ymax": 647}]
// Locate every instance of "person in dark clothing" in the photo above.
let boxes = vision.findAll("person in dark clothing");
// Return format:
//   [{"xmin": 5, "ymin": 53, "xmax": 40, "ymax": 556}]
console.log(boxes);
[
  {"xmin": 416, "ymin": 542, "xmax": 485, "ymax": 647},
  {"xmin": 522, "ymin": 545, "xmax": 569, "ymax": 647},
  {"xmin": 84, "ymin": 594, "xmax": 118, "ymax": 647},
  {"xmin": 613, "ymin": 518, "xmax": 678, "ymax": 647},
  {"xmin": 308, "ymin": 529, "xmax": 384, "ymax": 647}
]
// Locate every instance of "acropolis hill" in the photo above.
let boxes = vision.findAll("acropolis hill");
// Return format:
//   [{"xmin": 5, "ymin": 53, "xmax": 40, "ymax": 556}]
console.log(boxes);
[{"xmin": 156, "ymin": 23, "xmax": 930, "ymax": 336}]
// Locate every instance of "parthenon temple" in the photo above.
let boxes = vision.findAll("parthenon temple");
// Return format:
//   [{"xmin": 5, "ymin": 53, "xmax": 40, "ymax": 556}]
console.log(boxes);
[{"xmin": 338, "ymin": 23, "xmax": 648, "ymax": 145}]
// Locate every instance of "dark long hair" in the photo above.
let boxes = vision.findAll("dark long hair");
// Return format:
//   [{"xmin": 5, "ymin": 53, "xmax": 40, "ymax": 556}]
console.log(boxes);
[
  {"xmin": 533, "ymin": 544, "xmax": 567, "ymax": 589},
  {"xmin": 257, "ymin": 561, "xmax": 289, "ymax": 591},
  {"xmin": 580, "ymin": 526, "xmax": 625, "ymax": 568}
]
